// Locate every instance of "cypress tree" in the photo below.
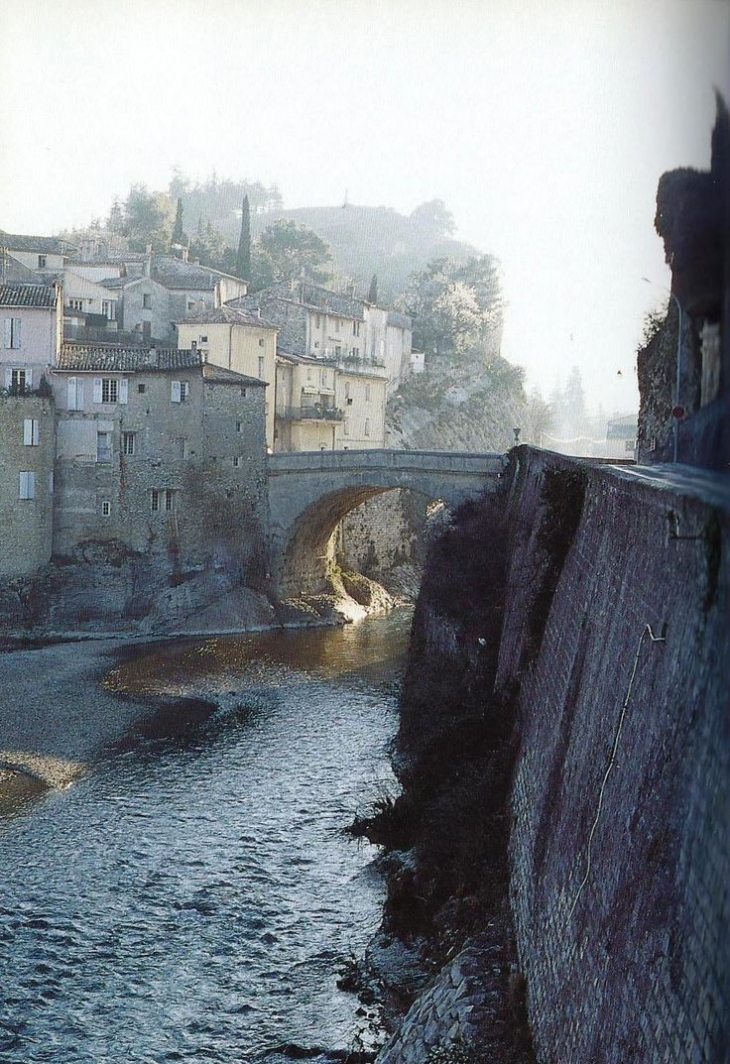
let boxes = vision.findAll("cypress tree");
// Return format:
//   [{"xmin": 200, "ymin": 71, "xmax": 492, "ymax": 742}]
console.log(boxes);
[
  {"xmin": 367, "ymin": 273, "xmax": 378, "ymax": 304},
  {"xmin": 236, "ymin": 194, "xmax": 252, "ymax": 281},
  {"xmin": 171, "ymin": 197, "xmax": 186, "ymax": 246}
]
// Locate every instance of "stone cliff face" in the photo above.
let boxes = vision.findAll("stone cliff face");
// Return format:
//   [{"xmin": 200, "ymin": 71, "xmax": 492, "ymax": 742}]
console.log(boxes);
[
  {"xmin": 376, "ymin": 447, "xmax": 728, "ymax": 1064},
  {"xmin": 386, "ymin": 355, "xmax": 525, "ymax": 454}
]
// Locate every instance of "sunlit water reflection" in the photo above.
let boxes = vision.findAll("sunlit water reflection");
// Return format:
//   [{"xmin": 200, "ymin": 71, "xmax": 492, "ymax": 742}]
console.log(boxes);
[{"xmin": 0, "ymin": 611, "xmax": 411, "ymax": 1064}]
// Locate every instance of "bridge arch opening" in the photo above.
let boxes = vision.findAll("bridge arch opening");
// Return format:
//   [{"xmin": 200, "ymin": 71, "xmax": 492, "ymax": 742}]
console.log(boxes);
[{"xmin": 277, "ymin": 485, "xmax": 447, "ymax": 599}]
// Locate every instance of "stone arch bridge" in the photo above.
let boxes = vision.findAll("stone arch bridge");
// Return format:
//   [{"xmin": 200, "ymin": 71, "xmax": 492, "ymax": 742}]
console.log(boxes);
[{"xmin": 267, "ymin": 449, "xmax": 507, "ymax": 594}]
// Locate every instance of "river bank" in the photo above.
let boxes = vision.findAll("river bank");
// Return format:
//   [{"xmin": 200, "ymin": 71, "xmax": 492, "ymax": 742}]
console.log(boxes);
[{"xmin": 0, "ymin": 639, "xmax": 175, "ymax": 810}]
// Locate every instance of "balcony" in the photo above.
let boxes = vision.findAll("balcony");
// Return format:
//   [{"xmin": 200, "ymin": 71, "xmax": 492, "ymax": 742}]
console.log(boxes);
[{"xmin": 279, "ymin": 405, "xmax": 345, "ymax": 422}]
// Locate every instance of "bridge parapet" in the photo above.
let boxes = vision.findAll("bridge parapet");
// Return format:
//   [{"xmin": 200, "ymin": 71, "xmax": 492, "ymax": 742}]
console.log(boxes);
[{"xmin": 268, "ymin": 448, "xmax": 507, "ymax": 475}]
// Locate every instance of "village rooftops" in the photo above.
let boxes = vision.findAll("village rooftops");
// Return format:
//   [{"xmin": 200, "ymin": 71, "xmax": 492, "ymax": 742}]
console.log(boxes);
[
  {"xmin": 150, "ymin": 256, "xmax": 247, "ymax": 290},
  {"xmin": 232, "ymin": 282, "xmax": 366, "ymax": 322},
  {"xmin": 56, "ymin": 343, "xmax": 265, "ymax": 386},
  {"xmin": 0, "ymin": 232, "xmax": 77, "ymax": 255},
  {"xmin": 0, "ymin": 283, "xmax": 59, "ymax": 308},
  {"xmin": 179, "ymin": 305, "xmax": 278, "ymax": 329}
]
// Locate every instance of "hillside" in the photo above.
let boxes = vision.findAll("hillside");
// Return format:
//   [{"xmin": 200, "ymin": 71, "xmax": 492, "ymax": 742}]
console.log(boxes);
[{"xmin": 250, "ymin": 204, "xmax": 479, "ymax": 302}]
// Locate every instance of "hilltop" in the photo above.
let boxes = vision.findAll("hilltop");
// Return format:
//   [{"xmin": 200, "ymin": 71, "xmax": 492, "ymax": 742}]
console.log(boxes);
[{"xmin": 249, "ymin": 204, "xmax": 479, "ymax": 302}]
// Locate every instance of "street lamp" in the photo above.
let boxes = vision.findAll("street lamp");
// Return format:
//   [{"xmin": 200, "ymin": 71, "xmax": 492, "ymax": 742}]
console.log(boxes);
[{"xmin": 642, "ymin": 278, "xmax": 684, "ymax": 463}]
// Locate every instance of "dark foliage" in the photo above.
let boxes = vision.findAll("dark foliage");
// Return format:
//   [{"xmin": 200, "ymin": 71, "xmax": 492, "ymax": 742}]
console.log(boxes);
[{"xmin": 524, "ymin": 468, "xmax": 587, "ymax": 664}]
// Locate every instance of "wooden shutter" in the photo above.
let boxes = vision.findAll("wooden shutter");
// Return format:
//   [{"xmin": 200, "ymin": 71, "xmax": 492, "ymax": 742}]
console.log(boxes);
[
  {"xmin": 119, "ymin": 378, "xmax": 129, "ymax": 404},
  {"xmin": 67, "ymin": 377, "xmax": 77, "ymax": 410},
  {"xmin": 2, "ymin": 319, "xmax": 11, "ymax": 349},
  {"xmin": 171, "ymin": 380, "xmax": 181, "ymax": 403},
  {"xmin": 93, "ymin": 378, "xmax": 102, "ymax": 403}
]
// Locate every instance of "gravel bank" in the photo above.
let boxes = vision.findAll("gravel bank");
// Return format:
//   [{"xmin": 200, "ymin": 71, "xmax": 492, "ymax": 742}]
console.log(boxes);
[{"xmin": 0, "ymin": 640, "xmax": 164, "ymax": 809}]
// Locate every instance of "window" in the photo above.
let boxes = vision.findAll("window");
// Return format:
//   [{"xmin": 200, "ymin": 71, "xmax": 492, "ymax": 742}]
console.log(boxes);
[
  {"xmin": 236, "ymin": 421, "xmax": 242, "ymax": 433},
  {"xmin": 334, "ymin": 319, "xmax": 340, "ymax": 333},
  {"xmin": 122, "ymin": 431, "xmax": 135, "ymax": 456},
  {"xmin": 97, "ymin": 431, "xmax": 112, "ymax": 462},
  {"xmin": 353, "ymin": 321, "xmax": 361, "ymax": 337},
  {"xmin": 343, "ymin": 417, "xmax": 350, "ymax": 437},
  {"xmin": 364, "ymin": 384, "xmax": 371, "ymax": 402},
  {"xmin": 364, "ymin": 418, "xmax": 371, "ymax": 437},
  {"xmin": 38, "ymin": 255, "xmax": 46, "ymax": 268},
  {"xmin": 240, "ymin": 386, "xmax": 247, "ymax": 398},
  {"xmin": 258, "ymin": 338, "xmax": 265, "ymax": 347},
  {"xmin": 138, "ymin": 383, "xmax": 146, "ymax": 394},
  {"xmin": 23, "ymin": 418, "xmax": 39, "ymax": 446},
  {"xmin": 69, "ymin": 299, "xmax": 84, "ymax": 312},
  {"xmin": 625, "ymin": 439, "xmax": 636, "ymax": 452},
  {"xmin": 101, "ymin": 501, "xmax": 111, "ymax": 517},
  {"xmin": 258, "ymin": 356, "xmax": 265, "ymax": 379},
  {"xmin": 320, "ymin": 369, "xmax": 328, "ymax": 386},
  {"xmin": 102, "ymin": 300, "xmax": 116, "ymax": 321},
  {"xmin": 170, "ymin": 380, "xmax": 190, "ymax": 403},
  {"xmin": 19, "ymin": 472, "xmax": 35, "ymax": 500},
  {"xmin": 151, "ymin": 489, "xmax": 174, "ymax": 513},
  {"xmin": 233, "ymin": 456, "xmax": 242, "ymax": 467},
  {"xmin": 200, "ymin": 335, "xmax": 208, "ymax": 343},
  {"xmin": 351, "ymin": 346, "xmax": 360, "ymax": 358},
  {"xmin": 94, "ymin": 377, "xmax": 128, "ymax": 404},
  {"xmin": 315, "ymin": 314, "xmax": 321, "ymax": 328},
  {"xmin": 142, "ymin": 293, "xmax": 152, "ymax": 309},
  {"xmin": 67, "ymin": 377, "xmax": 84, "ymax": 410},
  {"xmin": 3, "ymin": 318, "xmax": 21, "ymax": 349},
  {"xmin": 5, "ymin": 367, "xmax": 28, "ymax": 393},
  {"xmin": 178, "ymin": 437, "xmax": 190, "ymax": 459}
]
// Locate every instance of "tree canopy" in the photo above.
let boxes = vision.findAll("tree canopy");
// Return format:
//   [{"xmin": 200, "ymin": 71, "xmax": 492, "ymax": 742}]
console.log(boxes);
[
  {"xmin": 252, "ymin": 220, "xmax": 332, "ymax": 289},
  {"xmin": 114, "ymin": 185, "xmax": 176, "ymax": 253},
  {"xmin": 402, "ymin": 255, "xmax": 503, "ymax": 357}
]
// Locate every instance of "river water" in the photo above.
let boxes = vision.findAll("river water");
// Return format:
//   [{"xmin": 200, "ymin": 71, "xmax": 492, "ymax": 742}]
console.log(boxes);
[{"xmin": 0, "ymin": 611, "xmax": 411, "ymax": 1064}]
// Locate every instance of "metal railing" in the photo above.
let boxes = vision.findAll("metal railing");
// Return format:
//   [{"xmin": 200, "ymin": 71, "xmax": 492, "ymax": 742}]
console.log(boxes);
[{"xmin": 279, "ymin": 405, "xmax": 345, "ymax": 422}]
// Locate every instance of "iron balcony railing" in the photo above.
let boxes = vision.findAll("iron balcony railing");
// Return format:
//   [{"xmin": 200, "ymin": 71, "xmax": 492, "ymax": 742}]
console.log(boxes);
[{"xmin": 279, "ymin": 405, "xmax": 345, "ymax": 422}]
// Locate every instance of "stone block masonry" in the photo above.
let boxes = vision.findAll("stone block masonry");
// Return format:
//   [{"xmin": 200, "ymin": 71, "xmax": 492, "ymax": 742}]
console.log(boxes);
[
  {"xmin": 0, "ymin": 395, "xmax": 55, "ymax": 577},
  {"xmin": 498, "ymin": 448, "xmax": 729, "ymax": 1064}
]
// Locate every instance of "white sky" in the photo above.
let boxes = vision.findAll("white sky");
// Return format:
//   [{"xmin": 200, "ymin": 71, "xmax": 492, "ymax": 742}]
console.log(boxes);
[{"xmin": 1, "ymin": 0, "xmax": 728, "ymax": 415}]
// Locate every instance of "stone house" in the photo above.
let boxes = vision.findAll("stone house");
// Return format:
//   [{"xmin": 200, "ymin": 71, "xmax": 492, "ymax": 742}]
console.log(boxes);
[
  {"xmin": 176, "ymin": 306, "xmax": 278, "ymax": 450},
  {"xmin": 0, "ymin": 233, "xmax": 76, "ymax": 275},
  {"xmin": 233, "ymin": 281, "xmax": 397, "ymax": 452},
  {"xmin": 97, "ymin": 255, "xmax": 250, "ymax": 345},
  {"xmin": 274, "ymin": 353, "xmax": 344, "ymax": 452},
  {"xmin": 0, "ymin": 393, "xmax": 55, "ymax": 577},
  {"xmin": 1, "ymin": 282, "xmax": 62, "ymax": 393},
  {"xmin": 62, "ymin": 270, "xmax": 119, "ymax": 339},
  {"xmin": 273, "ymin": 351, "xmax": 387, "ymax": 452},
  {"xmin": 51, "ymin": 344, "xmax": 269, "ymax": 584},
  {"xmin": 103, "ymin": 275, "xmax": 172, "ymax": 343}
]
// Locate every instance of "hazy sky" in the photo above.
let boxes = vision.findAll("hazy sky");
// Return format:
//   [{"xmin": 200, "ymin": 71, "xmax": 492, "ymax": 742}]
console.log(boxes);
[{"xmin": 2, "ymin": 0, "xmax": 728, "ymax": 417}]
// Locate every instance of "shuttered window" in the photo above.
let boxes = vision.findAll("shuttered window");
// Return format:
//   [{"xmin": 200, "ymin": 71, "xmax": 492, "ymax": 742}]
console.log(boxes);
[
  {"xmin": 19, "ymin": 472, "xmax": 35, "ymax": 500},
  {"xmin": 23, "ymin": 418, "xmax": 39, "ymax": 446}
]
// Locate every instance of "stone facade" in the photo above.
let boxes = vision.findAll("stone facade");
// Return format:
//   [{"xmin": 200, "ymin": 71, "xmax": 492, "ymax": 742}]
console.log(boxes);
[
  {"xmin": 51, "ymin": 350, "xmax": 269, "ymax": 586},
  {"xmin": 0, "ymin": 395, "xmax": 55, "ymax": 577}
]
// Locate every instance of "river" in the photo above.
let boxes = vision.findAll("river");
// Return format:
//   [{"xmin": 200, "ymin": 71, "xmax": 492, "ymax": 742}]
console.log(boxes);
[{"xmin": 0, "ymin": 610, "xmax": 412, "ymax": 1064}]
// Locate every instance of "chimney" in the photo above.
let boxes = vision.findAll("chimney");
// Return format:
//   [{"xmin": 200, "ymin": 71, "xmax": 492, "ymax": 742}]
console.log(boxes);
[{"xmin": 181, "ymin": 247, "xmax": 189, "ymax": 263}]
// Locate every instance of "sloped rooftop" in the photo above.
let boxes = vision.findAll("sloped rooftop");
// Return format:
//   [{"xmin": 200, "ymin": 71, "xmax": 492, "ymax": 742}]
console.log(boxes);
[
  {"xmin": 0, "ymin": 283, "xmax": 58, "ymax": 308},
  {"xmin": 180, "ymin": 305, "xmax": 278, "ymax": 329},
  {"xmin": 0, "ymin": 232, "xmax": 77, "ymax": 254},
  {"xmin": 58, "ymin": 345, "xmax": 201, "ymax": 372}
]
